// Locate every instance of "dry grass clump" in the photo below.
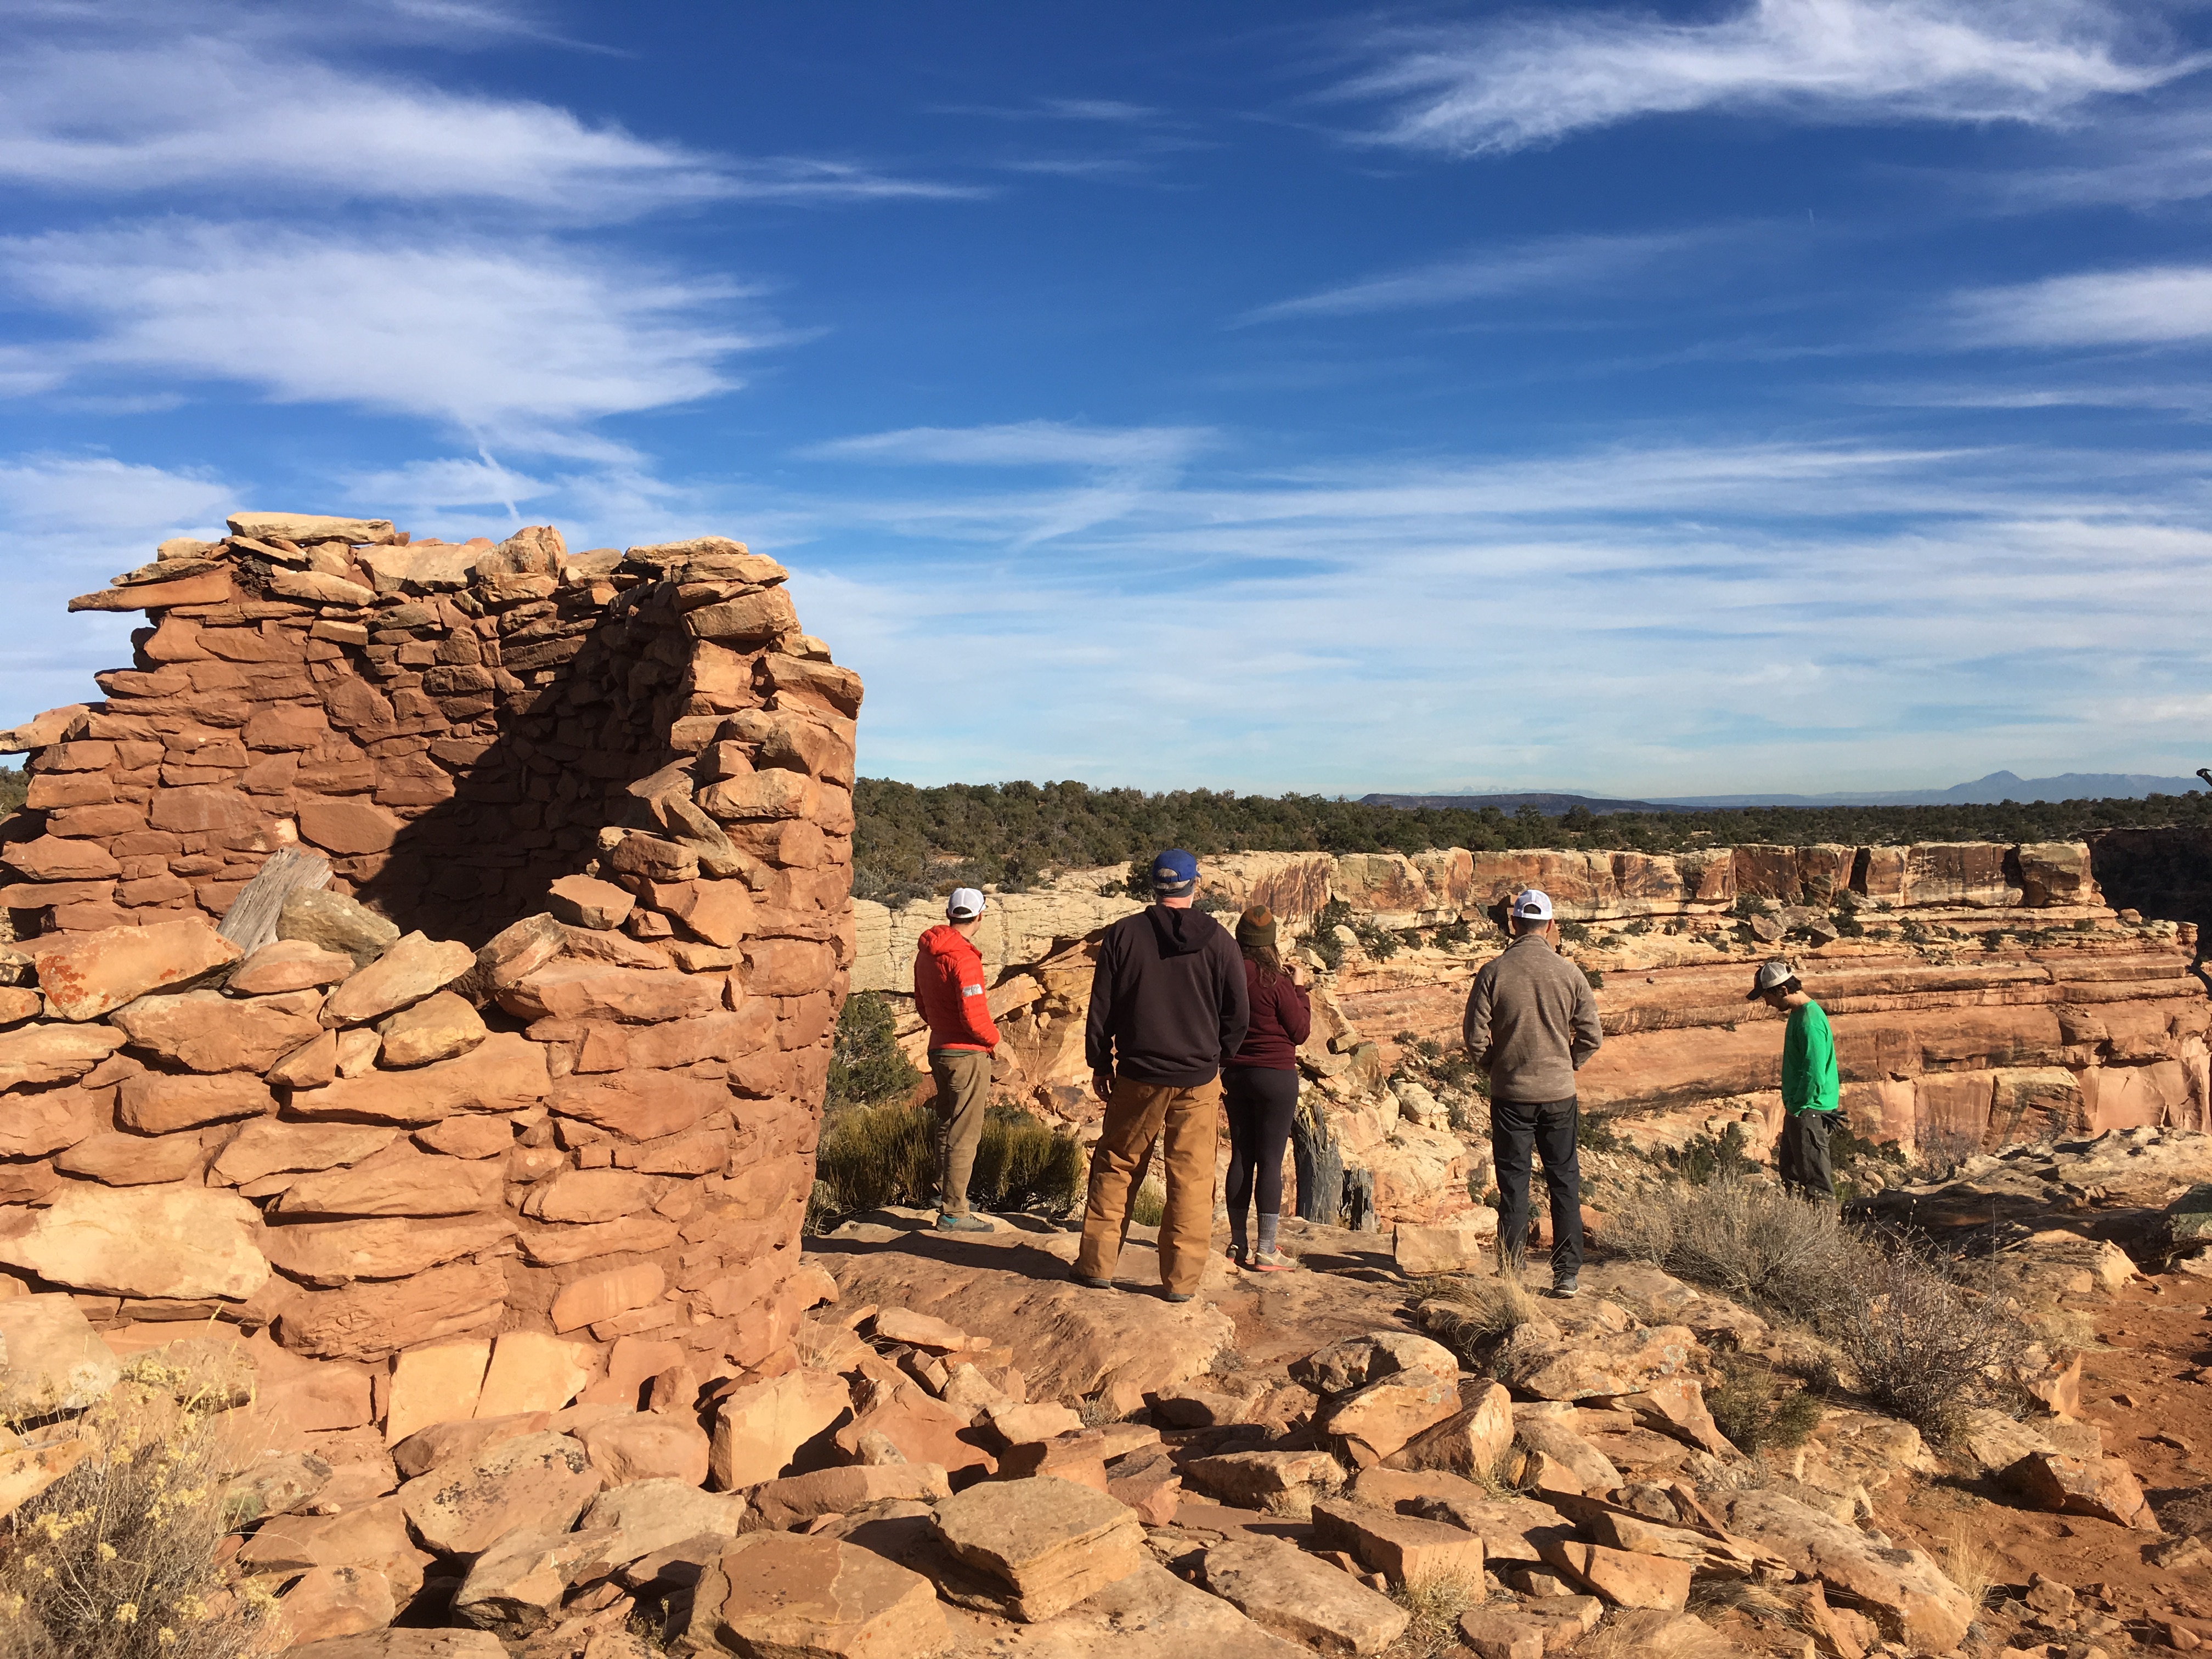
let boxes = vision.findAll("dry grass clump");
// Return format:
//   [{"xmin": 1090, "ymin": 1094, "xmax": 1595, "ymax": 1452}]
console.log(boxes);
[
  {"xmin": 0, "ymin": 1364, "xmax": 273, "ymax": 1659},
  {"xmin": 1612, "ymin": 1177, "xmax": 2031, "ymax": 1445},
  {"xmin": 1933, "ymin": 1520, "xmax": 1998, "ymax": 1619},
  {"xmin": 1130, "ymin": 1178, "xmax": 1166, "ymax": 1228},
  {"xmin": 1386, "ymin": 1568, "xmax": 1487, "ymax": 1659},
  {"xmin": 811, "ymin": 1102, "xmax": 1084, "ymax": 1221},
  {"xmin": 1577, "ymin": 1610, "xmax": 1738, "ymax": 1659},
  {"xmin": 1609, "ymin": 1176, "xmax": 1855, "ymax": 1325},
  {"xmin": 1418, "ymin": 1273, "xmax": 1543, "ymax": 1368}
]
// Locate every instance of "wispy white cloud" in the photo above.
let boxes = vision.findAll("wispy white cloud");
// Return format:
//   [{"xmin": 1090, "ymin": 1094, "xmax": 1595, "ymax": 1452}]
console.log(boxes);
[
  {"xmin": 0, "ymin": 15, "xmax": 976, "ymax": 218},
  {"xmin": 1242, "ymin": 230, "xmax": 1709, "ymax": 324},
  {"xmin": 1342, "ymin": 0, "xmax": 2194, "ymax": 157},
  {"xmin": 929, "ymin": 97, "xmax": 1165, "ymax": 124},
  {"xmin": 1953, "ymin": 264, "xmax": 2212, "ymax": 346},
  {"xmin": 1, "ymin": 222, "xmax": 763, "ymax": 447},
  {"xmin": 772, "ymin": 433, "xmax": 2212, "ymax": 792},
  {"xmin": 802, "ymin": 420, "xmax": 1217, "ymax": 470}
]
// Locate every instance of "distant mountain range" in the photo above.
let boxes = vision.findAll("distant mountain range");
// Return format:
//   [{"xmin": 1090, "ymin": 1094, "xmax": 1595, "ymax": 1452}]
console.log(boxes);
[{"xmin": 1363, "ymin": 770, "xmax": 2209, "ymax": 815}]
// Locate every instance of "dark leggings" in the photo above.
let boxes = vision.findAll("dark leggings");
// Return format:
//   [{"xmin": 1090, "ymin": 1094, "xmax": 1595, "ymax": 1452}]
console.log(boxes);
[{"xmin": 1223, "ymin": 1065, "xmax": 1300, "ymax": 1223}]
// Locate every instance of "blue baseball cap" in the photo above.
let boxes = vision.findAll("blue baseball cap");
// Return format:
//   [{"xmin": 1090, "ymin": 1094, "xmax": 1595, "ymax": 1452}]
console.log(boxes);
[{"xmin": 1150, "ymin": 848, "xmax": 1198, "ymax": 893}]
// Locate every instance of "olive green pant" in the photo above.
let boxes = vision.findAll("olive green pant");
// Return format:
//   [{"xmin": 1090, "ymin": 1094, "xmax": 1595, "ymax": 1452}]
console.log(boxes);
[
  {"xmin": 928, "ymin": 1049, "xmax": 992, "ymax": 1215},
  {"xmin": 1076, "ymin": 1075, "xmax": 1221, "ymax": 1296}
]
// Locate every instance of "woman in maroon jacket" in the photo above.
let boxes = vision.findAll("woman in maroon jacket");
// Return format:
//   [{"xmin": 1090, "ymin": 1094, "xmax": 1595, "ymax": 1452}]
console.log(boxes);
[{"xmin": 1223, "ymin": 906, "xmax": 1312, "ymax": 1271}]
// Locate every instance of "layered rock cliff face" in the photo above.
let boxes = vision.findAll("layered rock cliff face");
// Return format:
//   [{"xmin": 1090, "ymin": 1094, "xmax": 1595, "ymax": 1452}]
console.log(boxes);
[
  {"xmin": 855, "ymin": 836, "xmax": 2207, "ymax": 1212},
  {"xmin": 0, "ymin": 512, "xmax": 857, "ymax": 1413}
]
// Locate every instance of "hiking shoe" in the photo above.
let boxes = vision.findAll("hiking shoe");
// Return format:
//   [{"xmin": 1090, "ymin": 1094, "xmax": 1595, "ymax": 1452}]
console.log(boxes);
[
  {"xmin": 1226, "ymin": 1242, "xmax": 1248, "ymax": 1266},
  {"xmin": 935, "ymin": 1211, "xmax": 992, "ymax": 1233},
  {"xmin": 1162, "ymin": 1291, "xmax": 1194, "ymax": 1304},
  {"xmin": 1248, "ymin": 1249, "xmax": 1297, "ymax": 1272},
  {"xmin": 1549, "ymin": 1279, "xmax": 1580, "ymax": 1300},
  {"xmin": 1073, "ymin": 1272, "xmax": 1114, "ymax": 1290}
]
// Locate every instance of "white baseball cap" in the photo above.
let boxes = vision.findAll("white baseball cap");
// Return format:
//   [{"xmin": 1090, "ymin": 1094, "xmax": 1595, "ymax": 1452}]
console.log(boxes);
[
  {"xmin": 946, "ymin": 888, "xmax": 986, "ymax": 921},
  {"xmin": 1511, "ymin": 889, "xmax": 1553, "ymax": 923}
]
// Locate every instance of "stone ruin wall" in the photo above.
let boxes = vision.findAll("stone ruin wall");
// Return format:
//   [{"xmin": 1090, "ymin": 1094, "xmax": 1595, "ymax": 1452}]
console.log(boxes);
[
  {"xmin": 0, "ymin": 510, "xmax": 858, "ymax": 1425},
  {"xmin": 854, "ymin": 837, "xmax": 2210, "ymax": 1202}
]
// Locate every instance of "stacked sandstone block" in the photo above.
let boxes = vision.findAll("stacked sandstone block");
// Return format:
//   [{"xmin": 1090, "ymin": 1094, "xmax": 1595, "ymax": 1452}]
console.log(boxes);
[{"xmin": 0, "ymin": 511, "xmax": 858, "ymax": 1403}]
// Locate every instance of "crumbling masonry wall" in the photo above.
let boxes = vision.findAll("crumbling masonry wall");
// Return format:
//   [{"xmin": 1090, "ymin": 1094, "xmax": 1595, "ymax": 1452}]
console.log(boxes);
[{"xmin": 0, "ymin": 511, "xmax": 856, "ymax": 1417}]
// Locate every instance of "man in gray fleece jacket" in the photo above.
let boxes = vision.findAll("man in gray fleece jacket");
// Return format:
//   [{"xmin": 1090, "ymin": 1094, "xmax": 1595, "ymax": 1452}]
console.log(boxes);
[{"xmin": 1463, "ymin": 888, "xmax": 1602, "ymax": 1296}]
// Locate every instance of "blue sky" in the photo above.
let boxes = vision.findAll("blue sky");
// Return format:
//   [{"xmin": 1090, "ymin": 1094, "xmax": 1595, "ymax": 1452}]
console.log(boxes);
[{"xmin": 3, "ymin": 0, "xmax": 2211, "ymax": 797}]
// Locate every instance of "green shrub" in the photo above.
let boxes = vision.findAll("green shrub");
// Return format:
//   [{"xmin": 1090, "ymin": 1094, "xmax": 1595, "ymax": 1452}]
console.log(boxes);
[
  {"xmin": 0, "ymin": 766, "xmax": 24, "ymax": 821},
  {"xmin": 1705, "ymin": 1357, "xmax": 1824, "ymax": 1453},
  {"xmin": 1578, "ymin": 1112, "xmax": 1627, "ymax": 1154},
  {"xmin": 1658, "ymin": 1122, "xmax": 1754, "ymax": 1185},
  {"xmin": 826, "ymin": 991, "xmax": 920, "ymax": 1112},
  {"xmin": 1558, "ymin": 921, "xmax": 1590, "ymax": 944},
  {"xmin": 1353, "ymin": 919, "xmax": 1401, "ymax": 961},
  {"xmin": 1430, "ymin": 917, "xmax": 1471, "ymax": 949},
  {"xmin": 1300, "ymin": 898, "xmax": 1353, "ymax": 972}
]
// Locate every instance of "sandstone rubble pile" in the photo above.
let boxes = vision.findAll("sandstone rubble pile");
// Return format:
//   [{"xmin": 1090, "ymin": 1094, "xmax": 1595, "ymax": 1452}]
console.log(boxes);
[{"xmin": 0, "ymin": 511, "xmax": 859, "ymax": 1394}]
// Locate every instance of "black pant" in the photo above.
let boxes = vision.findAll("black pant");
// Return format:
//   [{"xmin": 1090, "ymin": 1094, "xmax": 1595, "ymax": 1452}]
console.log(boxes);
[
  {"xmin": 1778, "ymin": 1110, "xmax": 1836, "ymax": 1202},
  {"xmin": 1491, "ymin": 1095, "xmax": 1583, "ymax": 1282},
  {"xmin": 1223, "ymin": 1065, "xmax": 1299, "ymax": 1225}
]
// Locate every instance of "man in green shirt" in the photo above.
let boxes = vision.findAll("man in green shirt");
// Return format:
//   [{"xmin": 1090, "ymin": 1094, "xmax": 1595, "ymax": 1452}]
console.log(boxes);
[{"xmin": 1750, "ymin": 959, "xmax": 1839, "ymax": 1203}]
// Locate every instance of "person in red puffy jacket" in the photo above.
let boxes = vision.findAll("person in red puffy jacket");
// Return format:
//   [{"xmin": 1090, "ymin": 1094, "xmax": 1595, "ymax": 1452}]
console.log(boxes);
[
  {"xmin": 912, "ymin": 887, "xmax": 1000, "ymax": 1233},
  {"xmin": 1223, "ymin": 906, "xmax": 1311, "ymax": 1271}
]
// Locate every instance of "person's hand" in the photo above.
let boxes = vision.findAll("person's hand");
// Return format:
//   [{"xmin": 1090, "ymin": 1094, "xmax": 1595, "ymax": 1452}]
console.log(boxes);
[{"xmin": 1092, "ymin": 1070, "xmax": 1115, "ymax": 1104}]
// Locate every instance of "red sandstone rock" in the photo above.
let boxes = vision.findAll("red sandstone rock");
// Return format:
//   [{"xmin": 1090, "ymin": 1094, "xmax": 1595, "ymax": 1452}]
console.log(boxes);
[
  {"xmin": 552, "ymin": 1263, "xmax": 666, "ymax": 1333},
  {"xmin": 523, "ymin": 1168, "xmax": 663, "ymax": 1223},
  {"xmin": 0, "ymin": 1084, "xmax": 100, "ymax": 1157},
  {"xmin": 0, "ymin": 1023, "xmax": 125, "ymax": 1088},
  {"xmin": 377, "ymin": 990, "xmax": 486, "ymax": 1067},
  {"xmin": 321, "ymin": 932, "xmax": 475, "ymax": 1026},
  {"xmin": 297, "ymin": 799, "xmax": 403, "ymax": 855},
  {"xmin": 582, "ymin": 1413, "xmax": 710, "ymax": 1486},
  {"xmin": 230, "ymin": 938, "xmax": 359, "ymax": 994},
  {"xmin": 714, "ymin": 1532, "xmax": 946, "ymax": 1659},
  {"xmin": 110, "ymin": 990, "xmax": 322, "ymax": 1072},
  {"xmin": 0, "ymin": 1184, "xmax": 269, "ymax": 1301},
  {"xmin": 117, "ymin": 1069, "xmax": 274, "ymax": 1133},
  {"xmin": 208, "ymin": 1120, "xmax": 399, "ymax": 1186},
  {"xmin": 710, "ymin": 1368, "xmax": 854, "ymax": 1488},
  {"xmin": 33, "ymin": 919, "xmax": 241, "ymax": 1020},
  {"xmin": 549, "ymin": 874, "xmax": 635, "ymax": 931},
  {"xmin": 551, "ymin": 1069, "xmax": 726, "ymax": 1139},
  {"xmin": 399, "ymin": 1430, "xmax": 601, "ymax": 1555},
  {"xmin": 286, "ymin": 1030, "xmax": 549, "ymax": 1124},
  {"xmin": 272, "ymin": 1144, "xmax": 507, "ymax": 1218},
  {"xmin": 499, "ymin": 961, "xmax": 722, "ymax": 1023},
  {"xmin": 275, "ymin": 1260, "xmax": 507, "ymax": 1362},
  {"xmin": 260, "ymin": 1215, "xmax": 515, "ymax": 1286}
]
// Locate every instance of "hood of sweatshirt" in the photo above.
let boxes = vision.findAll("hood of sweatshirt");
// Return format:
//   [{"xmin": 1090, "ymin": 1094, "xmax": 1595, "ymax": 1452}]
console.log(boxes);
[
  {"xmin": 1145, "ymin": 904, "xmax": 1215, "ymax": 959},
  {"xmin": 918, "ymin": 923, "xmax": 979, "ymax": 967}
]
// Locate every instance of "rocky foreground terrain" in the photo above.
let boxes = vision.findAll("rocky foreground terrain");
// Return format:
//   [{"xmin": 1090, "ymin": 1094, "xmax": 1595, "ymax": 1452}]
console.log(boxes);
[{"xmin": 5, "ymin": 1123, "xmax": 2211, "ymax": 1659}]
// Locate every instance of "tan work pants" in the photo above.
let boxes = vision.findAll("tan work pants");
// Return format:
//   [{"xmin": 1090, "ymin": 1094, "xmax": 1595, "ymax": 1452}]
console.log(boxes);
[
  {"xmin": 1076, "ymin": 1075, "xmax": 1220, "ymax": 1296},
  {"xmin": 928, "ymin": 1049, "xmax": 992, "ymax": 1214}
]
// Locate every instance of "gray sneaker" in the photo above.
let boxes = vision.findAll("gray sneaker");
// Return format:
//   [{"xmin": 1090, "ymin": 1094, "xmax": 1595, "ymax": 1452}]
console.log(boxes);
[
  {"xmin": 1549, "ymin": 1278, "xmax": 1580, "ymax": 1300},
  {"xmin": 936, "ymin": 1211, "xmax": 993, "ymax": 1234}
]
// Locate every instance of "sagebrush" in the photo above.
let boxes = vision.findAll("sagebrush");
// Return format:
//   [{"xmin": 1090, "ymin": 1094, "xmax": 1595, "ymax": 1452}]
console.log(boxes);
[
  {"xmin": 1612, "ymin": 1177, "xmax": 2031, "ymax": 1442},
  {"xmin": 0, "ymin": 1366, "xmax": 273, "ymax": 1659}
]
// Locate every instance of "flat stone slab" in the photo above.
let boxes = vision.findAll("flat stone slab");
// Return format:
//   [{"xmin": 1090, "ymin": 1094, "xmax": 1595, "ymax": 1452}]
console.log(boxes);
[
  {"xmin": 714, "ymin": 1531, "xmax": 948, "ymax": 1659},
  {"xmin": 1200, "ymin": 1538, "xmax": 1411, "ymax": 1656},
  {"xmin": 932, "ymin": 1474, "xmax": 1146, "ymax": 1621}
]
